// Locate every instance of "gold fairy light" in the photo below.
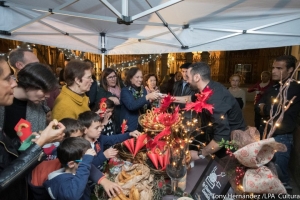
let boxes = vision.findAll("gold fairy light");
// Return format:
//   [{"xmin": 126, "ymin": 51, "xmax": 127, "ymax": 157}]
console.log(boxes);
[
  {"xmin": 208, "ymin": 122, "xmax": 212, "ymax": 126},
  {"xmin": 220, "ymin": 115, "xmax": 224, "ymax": 119},
  {"xmin": 275, "ymin": 123, "xmax": 280, "ymax": 127},
  {"xmin": 273, "ymin": 99, "xmax": 278, "ymax": 103}
]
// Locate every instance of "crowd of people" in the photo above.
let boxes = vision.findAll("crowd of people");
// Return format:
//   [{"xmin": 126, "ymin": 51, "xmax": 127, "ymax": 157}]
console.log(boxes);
[{"xmin": 0, "ymin": 47, "xmax": 299, "ymax": 199}]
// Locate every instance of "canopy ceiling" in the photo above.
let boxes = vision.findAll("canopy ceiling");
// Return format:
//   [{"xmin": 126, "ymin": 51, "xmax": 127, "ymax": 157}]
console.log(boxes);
[{"xmin": 1, "ymin": 0, "xmax": 300, "ymax": 55}]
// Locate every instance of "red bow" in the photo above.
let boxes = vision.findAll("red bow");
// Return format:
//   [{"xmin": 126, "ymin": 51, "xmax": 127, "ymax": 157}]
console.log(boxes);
[{"xmin": 185, "ymin": 87, "xmax": 214, "ymax": 114}]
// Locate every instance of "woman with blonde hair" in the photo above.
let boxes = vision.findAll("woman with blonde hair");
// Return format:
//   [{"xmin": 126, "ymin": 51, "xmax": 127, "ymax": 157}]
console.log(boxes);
[{"xmin": 228, "ymin": 74, "xmax": 245, "ymax": 109}]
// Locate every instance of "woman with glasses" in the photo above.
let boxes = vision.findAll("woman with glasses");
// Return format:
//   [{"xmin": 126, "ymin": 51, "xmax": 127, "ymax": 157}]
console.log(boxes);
[
  {"xmin": 52, "ymin": 60, "xmax": 93, "ymax": 121},
  {"xmin": 96, "ymin": 68, "xmax": 123, "ymax": 132}
]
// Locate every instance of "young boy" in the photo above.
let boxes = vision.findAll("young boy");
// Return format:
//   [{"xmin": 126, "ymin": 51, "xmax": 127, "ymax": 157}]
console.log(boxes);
[
  {"xmin": 60, "ymin": 118, "xmax": 85, "ymax": 138},
  {"xmin": 31, "ymin": 119, "xmax": 121, "ymax": 199},
  {"xmin": 44, "ymin": 137, "xmax": 96, "ymax": 200},
  {"xmin": 78, "ymin": 111, "xmax": 140, "ymax": 169}
]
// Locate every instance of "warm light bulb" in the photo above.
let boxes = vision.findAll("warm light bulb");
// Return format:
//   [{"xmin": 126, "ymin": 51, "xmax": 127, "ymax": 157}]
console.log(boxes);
[
  {"xmin": 220, "ymin": 115, "xmax": 224, "ymax": 119},
  {"xmin": 275, "ymin": 123, "xmax": 280, "ymax": 127},
  {"xmin": 273, "ymin": 99, "xmax": 277, "ymax": 103}
]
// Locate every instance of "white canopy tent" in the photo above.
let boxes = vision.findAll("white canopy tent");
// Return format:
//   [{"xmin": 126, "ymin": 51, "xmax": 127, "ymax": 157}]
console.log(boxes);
[{"xmin": 1, "ymin": 0, "xmax": 300, "ymax": 55}]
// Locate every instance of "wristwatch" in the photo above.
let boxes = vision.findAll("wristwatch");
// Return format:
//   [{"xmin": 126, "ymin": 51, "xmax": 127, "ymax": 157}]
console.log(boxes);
[{"xmin": 198, "ymin": 150, "xmax": 205, "ymax": 159}]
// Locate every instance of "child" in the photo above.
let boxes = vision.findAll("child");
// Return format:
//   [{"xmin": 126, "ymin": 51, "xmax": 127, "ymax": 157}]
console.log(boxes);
[
  {"xmin": 30, "ymin": 118, "xmax": 121, "ymax": 199},
  {"xmin": 228, "ymin": 74, "xmax": 246, "ymax": 109},
  {"xmin": 44, "ymin": 137, "xmax": 96, "ymax": 200},
  {"xmin": 100, "ymin": 98, "xmax": 116, "ymax": 136},
  {"xmin": 60, "ymin": 118, "xmax": 85, "ymax": 138},
  {"xmin": 78, "ymin": 111, "xmax": 140, "ymax": 169}
]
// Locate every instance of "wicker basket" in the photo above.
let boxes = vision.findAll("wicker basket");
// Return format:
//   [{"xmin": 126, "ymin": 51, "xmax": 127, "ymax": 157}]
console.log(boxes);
[
  {"xmin": 138, "ymin": 114, "xmax": 164, "ymax": 133},
  {"xmin": 116, "ymin": 143, "xmax": 168, "ymax": 177}
]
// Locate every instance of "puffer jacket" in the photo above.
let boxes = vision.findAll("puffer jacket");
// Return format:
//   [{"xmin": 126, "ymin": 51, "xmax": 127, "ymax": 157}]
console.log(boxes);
[{"xmin": 0, "ymin": 129, "xmax": 45, "ymax": 200}]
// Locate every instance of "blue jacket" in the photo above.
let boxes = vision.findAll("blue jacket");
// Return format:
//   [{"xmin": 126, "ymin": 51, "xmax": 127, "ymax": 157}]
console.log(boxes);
[
  {"xmin": 93, "ymin": 132, "xmax": 131, "ymax": 169},
  {"xmin": 120, "ymin": 87, "xmax": 150, "ymax": 131},
  {"xmin": 44, "ymin": 155, "xmax": 93, "ymax": 200}
]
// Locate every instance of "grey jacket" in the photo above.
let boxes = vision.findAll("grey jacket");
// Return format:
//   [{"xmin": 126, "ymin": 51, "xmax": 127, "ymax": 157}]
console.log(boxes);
[{"xmin": 0, "ymin": 101, "xmax": 47, "ymax": 133}]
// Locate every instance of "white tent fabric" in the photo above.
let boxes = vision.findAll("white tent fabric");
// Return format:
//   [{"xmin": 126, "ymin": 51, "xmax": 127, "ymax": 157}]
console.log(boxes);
[{"xmin": 1, "ymin": 0, "xmax": 300, "ymax": 55}]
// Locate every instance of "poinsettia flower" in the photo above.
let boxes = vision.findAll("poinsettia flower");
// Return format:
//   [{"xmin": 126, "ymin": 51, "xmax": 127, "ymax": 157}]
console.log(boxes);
[
  {"xmin": 185, "ymin": 87, "xmax": 214, "ymax": 114},
  {"xmin": 156, "ymin": 106, "xmax": 180, "ymax": 126},
  {"xmin": 154, "ymin": 94, "xmax": 175, "ymax": 113}
]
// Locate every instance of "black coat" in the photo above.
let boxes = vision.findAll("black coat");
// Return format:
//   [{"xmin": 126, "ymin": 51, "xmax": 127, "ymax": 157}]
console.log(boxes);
[{"xmin": 0, "ymin": 130, "xmax": 45, "ymax": 200}]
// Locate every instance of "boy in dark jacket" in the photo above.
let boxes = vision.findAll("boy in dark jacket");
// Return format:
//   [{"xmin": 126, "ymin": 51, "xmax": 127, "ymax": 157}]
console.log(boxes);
[
  {"xmin": 78, "ymin": 111, "xmax": 141, "ymax": 169},
  {"xmin": 44, "ymin": 137, "xmax": 97, "ymax": 200}
]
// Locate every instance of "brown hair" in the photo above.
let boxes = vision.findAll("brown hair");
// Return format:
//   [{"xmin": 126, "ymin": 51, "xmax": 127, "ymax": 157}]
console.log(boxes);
[
  {"xmin": 125, "ymin": 67, "xmax": 141, "ymax": 87},
  {"xmin": 143, "ymin": 73, "xmax": 158, "ymax": 87},
  {"xmin": 100, "ymin": 68, "xmax": 120, "ymax": 91},
  {"xmin": 64, "ymin": 60, "xmax": 91, "ymax": 86}
]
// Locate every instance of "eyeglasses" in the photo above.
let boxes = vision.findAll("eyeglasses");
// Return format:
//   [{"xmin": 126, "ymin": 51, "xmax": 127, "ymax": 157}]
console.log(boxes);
[
  {"xmin": 107, "ymin": 75, "xmax": 117, "ymax": 80},
  {"xmin": 74, "ymin": 160, "xmax": 82, "ymax": 163}
]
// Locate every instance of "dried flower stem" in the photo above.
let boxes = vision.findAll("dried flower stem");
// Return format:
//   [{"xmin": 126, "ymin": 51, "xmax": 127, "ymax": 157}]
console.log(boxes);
[{"xmin": 263, "ymin": 62, "xmax": 300, "ymax": 139}]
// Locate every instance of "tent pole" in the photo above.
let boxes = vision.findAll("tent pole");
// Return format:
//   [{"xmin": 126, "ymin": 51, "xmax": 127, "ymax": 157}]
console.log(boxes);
[{"xmin": 102, "ymin": 53, "xmax": 105, "ymax": 71}]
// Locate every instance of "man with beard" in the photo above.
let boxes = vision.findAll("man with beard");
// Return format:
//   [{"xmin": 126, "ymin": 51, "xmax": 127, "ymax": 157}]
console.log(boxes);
[
  {"xmin": 174, "ymin": 62, "xmax": 246, "ymax": 159},
  {"xmin": 257, "ymin": 55, "xmax": 300, "ymax": 189}
]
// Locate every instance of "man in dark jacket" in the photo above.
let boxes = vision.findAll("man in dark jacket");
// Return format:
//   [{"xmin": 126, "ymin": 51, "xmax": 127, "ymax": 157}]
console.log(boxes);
[
  {"xmin": 174, "ymin": 62, "xmax": 246, "ymax": 158},
  {"xmin": 257, "ymin": 55, "xmax": 300, "ymax": 189},
  {"xmin": 0, "ymin": 56, "xmax": 66, "ymax": 200},
  {"xmin": 173, "ymin": 63, "xmax": 198, "ymax": 123}
]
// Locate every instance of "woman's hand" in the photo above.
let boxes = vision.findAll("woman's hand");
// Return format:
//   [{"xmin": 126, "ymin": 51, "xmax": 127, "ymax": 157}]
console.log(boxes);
[
  {"xmin": 34, "ymin": 120, "xmax": 65, "ymax": 147},
  {"xmin": 129, "ymin": 130, "xmax": 141, "ymax": 138},
  {"xmin": 146, "ymin": 92, "xmax": 160, "ymax": 101},
  {"xmin": 108, "ymin": 97, "xmax": 120, "ymax": 105},
  {"xmin": 103, "ymin": 147, "xmax": 118, "ymax": 159}
]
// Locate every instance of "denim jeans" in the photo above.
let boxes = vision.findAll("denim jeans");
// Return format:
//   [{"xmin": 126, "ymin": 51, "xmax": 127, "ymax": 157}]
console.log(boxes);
[{"xmin": 273, "ymin": 134, "xmax": 293, "ymax": 184}]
